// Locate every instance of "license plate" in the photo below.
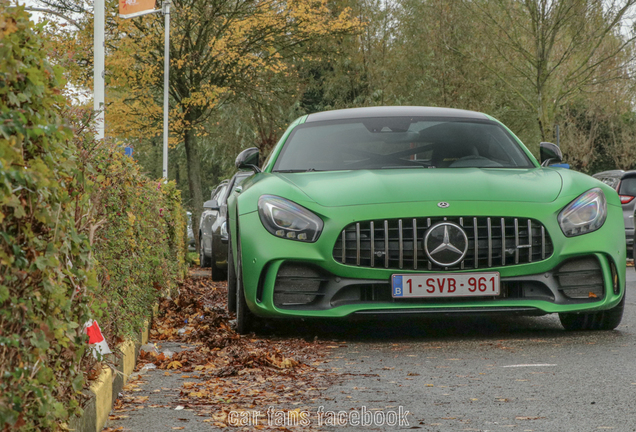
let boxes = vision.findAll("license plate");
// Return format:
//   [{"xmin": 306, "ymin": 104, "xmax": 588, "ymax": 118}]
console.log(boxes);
[{"xmin": 392, "ymin": 272, "xmax": 500, "ymax": 298}]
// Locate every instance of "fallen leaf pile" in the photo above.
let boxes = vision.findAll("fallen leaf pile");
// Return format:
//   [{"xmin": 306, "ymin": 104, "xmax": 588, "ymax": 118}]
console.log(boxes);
[{"xmin": 111, "ymin": 269, "xmax": 341, "ymax": 429}]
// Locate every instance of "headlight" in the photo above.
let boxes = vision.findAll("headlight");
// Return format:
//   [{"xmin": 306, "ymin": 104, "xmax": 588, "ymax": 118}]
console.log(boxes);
[
  {"xmin": 558, "ymin": 188, "xmax": 607, "ymax": 237},
  {"xmin": 220, "ymin": 221, "xmax": 228, "ymax": 238},
  {"xmin": 258, "ymin": 195, "xmax": 323, "ymax": 242}
]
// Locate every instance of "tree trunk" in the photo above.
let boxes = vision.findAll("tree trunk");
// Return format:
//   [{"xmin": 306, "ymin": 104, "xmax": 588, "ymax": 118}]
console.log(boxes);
[{"xmin": 183, "ymin": 117, "xmax": 204, "ymax": 254}]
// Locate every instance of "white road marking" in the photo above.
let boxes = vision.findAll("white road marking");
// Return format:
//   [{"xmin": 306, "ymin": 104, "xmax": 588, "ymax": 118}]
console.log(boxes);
[{"xmin": 502, "ymin": 364, "xmax": 557, "ymax": 368}]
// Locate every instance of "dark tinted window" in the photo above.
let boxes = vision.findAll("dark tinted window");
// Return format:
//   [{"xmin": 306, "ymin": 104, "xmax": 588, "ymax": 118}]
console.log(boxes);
[
  {"xmin": 619, "ymin": 177, "xmax": 636, "ymax": 195},
  {"xmin": 273, "ymin": 117, "xmax": 534, "ymax": 172}
]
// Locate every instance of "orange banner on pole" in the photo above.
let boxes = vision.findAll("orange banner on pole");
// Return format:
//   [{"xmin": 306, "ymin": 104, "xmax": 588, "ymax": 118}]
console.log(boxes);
[{"xmin": 119, "ymin": 0, "xmax": 157, "ymax": 18}]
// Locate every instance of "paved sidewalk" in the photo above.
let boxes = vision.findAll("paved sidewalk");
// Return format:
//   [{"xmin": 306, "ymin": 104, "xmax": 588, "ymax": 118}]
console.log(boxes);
[{"xmin": 104, "ymin": 341, "xmax": 214, "ymax": 431}]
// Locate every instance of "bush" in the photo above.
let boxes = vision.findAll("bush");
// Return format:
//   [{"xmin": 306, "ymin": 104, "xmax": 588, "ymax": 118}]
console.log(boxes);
[
  {"xmin": 0, "ymin": 6, "xmax": 187, "ymax": 430},
  {"xmin": 89, "ymin": 147, "xmax": 187, "ymax": 338},
  {"xmin": 0, "ymin": 6, "xmax": 93, "ymax": 429}
]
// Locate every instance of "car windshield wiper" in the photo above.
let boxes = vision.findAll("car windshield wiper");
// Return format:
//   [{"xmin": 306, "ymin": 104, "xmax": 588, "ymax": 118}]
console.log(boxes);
[
  {"xmin": 378, "ymin": 165, "xmax": 426, "ymax": 169},
  {"xmin": 274, "ymin": 168, "xmax": 324, "ymax": 173}
]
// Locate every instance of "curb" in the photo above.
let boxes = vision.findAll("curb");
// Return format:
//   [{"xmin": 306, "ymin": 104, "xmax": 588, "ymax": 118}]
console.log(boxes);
[{"xmin": 68, "ymin": 319, "xmax": 151, "ymax": 432}]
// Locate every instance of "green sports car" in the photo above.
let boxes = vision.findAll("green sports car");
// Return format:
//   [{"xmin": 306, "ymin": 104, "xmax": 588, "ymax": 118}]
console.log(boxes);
[{"xmin": 227, "ymin": 106, "xmax": 625, "ymax": 334}]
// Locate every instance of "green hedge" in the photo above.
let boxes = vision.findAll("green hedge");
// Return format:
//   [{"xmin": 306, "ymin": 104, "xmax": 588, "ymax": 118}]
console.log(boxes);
[
  {"xmin": 0, "ymin": 5, "xmax": 186, "ymax": 430},
  {"xmin": 90, "ymin": 148, "xmax": 187, "ymax": 338},
  {"xmin": 0, "ymin": 6, "xmax": 93, "ymax": 428}
]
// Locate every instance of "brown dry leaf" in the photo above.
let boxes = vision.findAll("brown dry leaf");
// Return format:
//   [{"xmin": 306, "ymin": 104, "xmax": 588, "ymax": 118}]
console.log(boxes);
[
  {"xmin": 131, "ymin": 396, "xmax": 149, "ymax": 404},
  {"xmin": 212, "ymin": 412, "xmax": 228, "ymax": 422},
  {"xmin": 167, "ymin": 360, "xmax": 183, "ymax": 369},
  {"xmin": 172, "ymin": 428, "xmax": 185, "ymax": 430},
  {"xmin": 111, "ymin": 270, "xmax": 339, "ymax": 429}
]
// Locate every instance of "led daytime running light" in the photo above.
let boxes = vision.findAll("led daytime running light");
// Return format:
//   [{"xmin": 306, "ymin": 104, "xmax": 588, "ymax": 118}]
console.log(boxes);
[{"xmin": 258, "ymin": 195, "xmax": 323, "ymax": 242}]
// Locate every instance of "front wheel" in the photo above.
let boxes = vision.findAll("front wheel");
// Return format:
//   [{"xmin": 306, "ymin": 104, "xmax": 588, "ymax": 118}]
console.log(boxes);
[
  {"xmin": 199, "ymin": 235, "xmax": 210, "ymax": 268},
  {"xmin": 210, "ymin": 242, "xmax": 226, "ymax": 282},
  {"xmin": 559, "ymin": 294, "xmax": 625, "ymax": 331},
  {"xmin": 227, "ymin": 242, "xmax": 236, "ymax": 313},
  {"xmin": 235, "ymin": 238, "xmax": 255, "ymax": 335}
]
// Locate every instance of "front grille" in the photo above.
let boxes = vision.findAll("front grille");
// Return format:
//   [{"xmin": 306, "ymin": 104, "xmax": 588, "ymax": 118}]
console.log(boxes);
[{"xmin": 333, "ymin": 217, "xmax": 554, "ymax": 271}]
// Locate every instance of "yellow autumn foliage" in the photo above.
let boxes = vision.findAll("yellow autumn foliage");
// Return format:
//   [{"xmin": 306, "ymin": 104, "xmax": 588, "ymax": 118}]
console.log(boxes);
[{"xmin": 99, "ymin": 0, "xmax": 361, "ymax": 143}]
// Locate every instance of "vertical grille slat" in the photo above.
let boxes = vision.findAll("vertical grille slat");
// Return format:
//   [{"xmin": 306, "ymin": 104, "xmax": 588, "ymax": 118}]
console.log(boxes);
[
  {"xmin": 501, "ymin": 218, "xmax": 506, "ymax": 266},
  {"xmin": 398, "ymin": 219, "xmax": 404, "ymax": 269},
  {"xmin": 528, "ymin": 220, "xmax": 533, "ymax": 263},
  {"xmin": 384, "ymin": 220, "xmax": 389, "ymax": 269},
  {"xmin": 370, "ymin": 221, "xmax": 375, "ymax": 267},
  {"xmin": 459, "ymin": 218, "xmax": 465, "ymax": 270},
  {"xmin": 541, "ymin": 226, "xmax": 546, "ymax": 260},
  {"xmin": 356, "ymin": 223, "xmax": 361, "ymax": 266},
  {"xmin": 413, "ymin": 219, "xmax": 418, "ymax": 270},
  {"xmin": 333, "ymin": 216, "xmax": 553, "ymax": 271},
  {"xmin": 427, "ymin": 218, "xmax": 432, "ymax": 270},
  {"xmin": 473, "ymin": 217, "xmax": 478, "ymax": 269},
  {"xmin": 487, "ymin": 217, "xmax": 492, "ymax": 267},
  {"xmin": 514, "ymin": 218, "xmax": 519, "ymax": 264},
  {"xmin": 341, "ymin": 230, "xmax": 346, "ymax": 264}
]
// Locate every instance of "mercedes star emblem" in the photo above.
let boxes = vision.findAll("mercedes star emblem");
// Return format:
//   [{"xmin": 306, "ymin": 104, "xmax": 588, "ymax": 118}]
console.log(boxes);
[
  {"xmin": 424, "ymin": 222, "xmax": 468, "ymax": 267},
  {"xmin": 438, "ymin": 202, "xmax": 450, "ymax": 208}
]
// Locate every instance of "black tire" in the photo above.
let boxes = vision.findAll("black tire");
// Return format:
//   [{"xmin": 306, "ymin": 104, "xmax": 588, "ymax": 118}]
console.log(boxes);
[
  {"xmin": 210, "ymin": 242, "xmax": 226, "ymax": 282},
  {"xmin": 227, "ymin": 242, "xmax": 237, "ymax": 313},
  {"xmin": 559, "ymin": 294, "xmax": 625, "ymax": 331},
  {"xmin": 199, "ymin": 234, "xmax": 210, "ymax": 268},
  {"xmin": 235, "ymin": 237, "xmax": 254, "ymax": 335}
]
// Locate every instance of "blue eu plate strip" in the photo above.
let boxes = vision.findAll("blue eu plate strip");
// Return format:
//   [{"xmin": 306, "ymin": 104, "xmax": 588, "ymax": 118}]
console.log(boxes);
[{"xmin": 393, "ymin": 275, "xmax": 403, "ymax": 297}]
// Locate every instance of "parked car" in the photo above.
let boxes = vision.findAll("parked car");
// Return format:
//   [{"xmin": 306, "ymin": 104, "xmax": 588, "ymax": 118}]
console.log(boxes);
[
  {"xmin": 187, "ymin": 212, "xmax": 195, "ymax": 251},
  {"xmin": 592, "ymin": 170, "xmax": 636, "ymax": 256},
  {"xmin": 199, "ymin": 172, "xmax": 252, "ymax": 281},
  {"xmin": 227, "ymin": 106, "xmax": 625, "ymax": 334},
  {"xmin": 199, "ymin": 180, "xmax": 228, "ymax": 272}
]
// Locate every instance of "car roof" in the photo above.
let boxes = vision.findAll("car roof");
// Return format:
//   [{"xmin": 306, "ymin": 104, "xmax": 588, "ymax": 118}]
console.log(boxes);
[{"xmin": 305, "ymin": 106, "xmax": 490, "ymax": 123}]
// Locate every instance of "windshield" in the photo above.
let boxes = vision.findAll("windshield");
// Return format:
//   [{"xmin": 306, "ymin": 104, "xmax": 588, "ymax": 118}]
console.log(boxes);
[{"xmin": 273, "ymin": 117, "xmax": 534, "ymax": 172}]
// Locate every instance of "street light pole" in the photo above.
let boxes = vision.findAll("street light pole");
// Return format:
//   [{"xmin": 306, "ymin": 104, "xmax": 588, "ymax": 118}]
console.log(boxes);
[
  {"xmin": 117, "ymin": 0, "xmax": 167, "ymax": 177},
  {"xmin": 94, "ymin": 0, "xmax": 105, "ymax": 140},
  {"xmin": 162, "ymin": 0, "xmax": 171, "ymax": 180}
]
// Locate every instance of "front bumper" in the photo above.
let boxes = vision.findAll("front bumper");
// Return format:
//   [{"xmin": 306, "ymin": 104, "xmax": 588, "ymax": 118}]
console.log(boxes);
[{"xmin": 237, "ymin": 200, "xmax": 626, "ymax": 319}]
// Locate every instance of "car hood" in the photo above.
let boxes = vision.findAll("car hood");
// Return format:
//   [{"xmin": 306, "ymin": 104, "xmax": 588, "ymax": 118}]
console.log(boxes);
[{"xmin": 278, "ymin": 168, "xmax": 563, "ymax": 207}]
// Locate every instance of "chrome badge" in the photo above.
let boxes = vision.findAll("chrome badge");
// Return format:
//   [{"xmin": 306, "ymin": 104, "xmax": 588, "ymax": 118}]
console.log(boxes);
[
  {"xmin": 437, "ymin": 202, "xmax": 450, "ymax": 208},
  {"xmin": 424, "ymin": 222, "xmax": 468, "ymax": 267}
]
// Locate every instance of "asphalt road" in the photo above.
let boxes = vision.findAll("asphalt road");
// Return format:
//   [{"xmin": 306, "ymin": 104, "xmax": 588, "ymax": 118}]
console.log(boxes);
[
  {"xmin": 314, "ymin": 267, "xmax": 636, "ymax": 431},
  {"xmin": 106, "ymin": 267, "xmax": 636, "ymax": 431}
]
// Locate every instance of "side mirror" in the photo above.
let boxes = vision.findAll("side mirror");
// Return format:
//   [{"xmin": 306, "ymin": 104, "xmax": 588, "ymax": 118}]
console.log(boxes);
[
  {"xmin": 235, "ymin": 147, "xmax": 261, "ymax": 173},
  {"xmin": 203, "ymin": 199, "xmax": 219, "ymax": 211},
  {"xmin": 540, "ymin": 142, "xmax": 563, "ymax": 167}
]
